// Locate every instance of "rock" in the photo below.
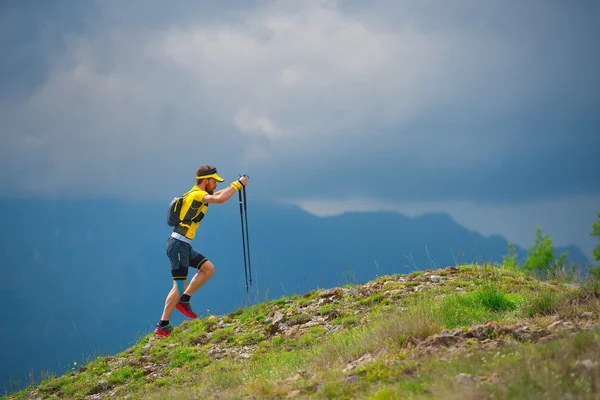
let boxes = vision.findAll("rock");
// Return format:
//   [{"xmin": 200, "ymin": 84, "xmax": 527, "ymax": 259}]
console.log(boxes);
[
  {"xmin": 564, "ymin": 283, "xmax": 579, "ymax": 290},
  {"xmin": 296, "ymin": 369, "xmax": 308, "ymax": 378},
  {"xmin": 582, "ymin": 312, "xmax": 593, "ymax": 318},
  {"xmin": 241, "ymin": 353, "xmax": 250, "ymax": 359},
  {"xmin": 574, "ymin": 359, "xmax": 599, "ymax": 372},
  {"xmin": 421, "ymin": 333, "xmax": 461, "ymax": 348},
  {"xmin": 466, "ymin": 325, "xmax": 492, "ymax": 341},
  {"xmin": 343, "ymin": 353, "xmax": 374, "ymax": 373},
  {"xmin": 146, "ymin": 371, "xmax": 161, "ymax": 382},
  {"xmin": 429, "ymin": 275, "xmax": 442, "ymax": 282},
  {"xmin": 480, "ymin": 339, "xmax": 500, "ymax": 350},
  {"xmin": 323, "ymin": 308, "xmax": 341, "ymax": 320},
  {"xmin": 283, "ymin": 326, "xmax": 300, "ymax": 337},
  {"xmin": 320, "ymin": 288, "xmax": 343, "ymax": 299},
  {"xmin": 384, "ymin": 289, "xmax": 405, "ymax": 298},
  {"xmin": 304, "ymin": 316, "xmax": 326, "ymax": 328},
  {"xmin": 289, "ymin": 314, "xmax": 312, "ymax": 326},
  {"xmin": 88, "ymin": 379, "xmax": 112, "ymax": 395},
  {"xmin": 189, "ymin": 333, "xmax": 209, "ymax": 347},
  {"xmin": 268, "ymin": 311, "xmax": 286, "ymax": 334},
  {"xmin": 273, "ymin": 311, "xmax": 285, "ymax": 325},
  {"xmin": 454, "ymin": 373, "xmax": 479, "ymax": 386},
  {"xmin": 404, "ymin": 336, "xmax": 421, "ymax": 348},
  {"xmin": 547, "ymin": 320, "xmax": 563, "ymax": 330}
]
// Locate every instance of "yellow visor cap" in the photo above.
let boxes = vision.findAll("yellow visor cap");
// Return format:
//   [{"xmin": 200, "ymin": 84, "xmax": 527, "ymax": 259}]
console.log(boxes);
[{"xmin": 196, "ymin": 172, "xmax": 224, "ymax": 182}]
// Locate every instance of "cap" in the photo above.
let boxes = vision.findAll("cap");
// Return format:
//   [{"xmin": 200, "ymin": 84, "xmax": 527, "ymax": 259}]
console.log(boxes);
[{"xmin": 196, "ymin": 167, "xmax": 224, "ymax": 182}]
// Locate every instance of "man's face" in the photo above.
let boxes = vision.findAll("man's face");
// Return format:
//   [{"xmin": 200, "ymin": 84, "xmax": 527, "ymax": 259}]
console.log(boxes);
[{"xmin": 206, "ymin": 178, "xmax": 217, "ymax": 194}]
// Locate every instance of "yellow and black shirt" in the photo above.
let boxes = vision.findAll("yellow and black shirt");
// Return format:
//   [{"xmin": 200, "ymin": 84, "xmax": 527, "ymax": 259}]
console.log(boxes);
[{"xmin": 173, "ymin": 187, "xmax": 209, "ymax": 240}]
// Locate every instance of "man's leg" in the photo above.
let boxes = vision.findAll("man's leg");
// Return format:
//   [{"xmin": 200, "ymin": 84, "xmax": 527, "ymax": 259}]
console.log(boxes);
[
  {"xmin": 175, "ymin": 254, "xmax": 215, "ymax": 319},
  {"xmin": 156, "ymin": 237, "xmax": 190, "ymax": 336},
  {"xmin": 184, "ymin": 261, "xmax": 215, "ymax": 296},
  {"xmin": 161, "ymin": 279, "xmax": 187, "ymax": 321}
]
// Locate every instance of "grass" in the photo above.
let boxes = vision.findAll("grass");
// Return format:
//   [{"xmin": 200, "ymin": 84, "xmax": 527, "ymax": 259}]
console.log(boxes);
[{"xmin": 4, "ymin": 264, "xmax": 600, "ymax": 400}]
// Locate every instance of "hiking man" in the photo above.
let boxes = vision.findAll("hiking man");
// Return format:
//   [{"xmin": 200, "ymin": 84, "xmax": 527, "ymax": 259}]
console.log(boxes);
[{"xmin": 155, "ymin": 165, "xmax": 248, "ymax": 337}]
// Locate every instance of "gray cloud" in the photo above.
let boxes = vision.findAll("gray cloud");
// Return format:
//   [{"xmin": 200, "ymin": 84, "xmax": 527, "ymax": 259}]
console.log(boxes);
[{"xmin": 1, "ymin": 1, "xmax": 598, "ymax": 225}]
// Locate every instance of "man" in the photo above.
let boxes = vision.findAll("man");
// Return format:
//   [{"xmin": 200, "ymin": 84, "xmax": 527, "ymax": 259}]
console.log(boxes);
[{"xmin": 154, "ymin": 165, "xmax": 248, "ymax": 337}]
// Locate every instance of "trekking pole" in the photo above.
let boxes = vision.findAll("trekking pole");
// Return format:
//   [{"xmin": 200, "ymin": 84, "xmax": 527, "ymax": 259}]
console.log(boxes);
[
  {"xmin": 242, "ymin": 185, "xmax": 253, "ymax": 288},
  {"xmin": 238, "ymin": 187, "xmax": 249, "ymax": 292}
]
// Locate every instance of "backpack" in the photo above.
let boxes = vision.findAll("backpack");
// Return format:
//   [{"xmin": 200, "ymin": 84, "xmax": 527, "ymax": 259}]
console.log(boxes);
[
  {"xmin": 167, "ymin": 196, "xmax": 183, "ymax": 226},
  {"xmin": 167, "ymin": 189, "xmax": 193, "ymax": 227}
]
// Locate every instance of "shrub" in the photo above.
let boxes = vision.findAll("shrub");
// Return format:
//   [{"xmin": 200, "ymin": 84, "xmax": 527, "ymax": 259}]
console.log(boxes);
[
  {"xmin": 591, "ymin": 211, "xmax": 600, "ymax": 262},
  {"xmin": 503, "ymin": 243, "xmax": 520, "ymax": 269},
  {"xmin": 524, "ymin": 227, "xmax": 567, "ymax": 275},
  {"xmin": 473, "ymin": 284, "xmax": 517, "ymax": 312}
]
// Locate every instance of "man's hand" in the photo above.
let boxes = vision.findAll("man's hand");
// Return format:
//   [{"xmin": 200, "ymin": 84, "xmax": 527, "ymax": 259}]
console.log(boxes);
[{"xmin": 230, "ymin": 175, "xmax": 248, "ymax": 191}]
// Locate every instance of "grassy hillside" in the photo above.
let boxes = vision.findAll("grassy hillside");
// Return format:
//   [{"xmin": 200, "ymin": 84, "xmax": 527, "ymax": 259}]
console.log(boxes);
[{"xmin": 4, "ymin": 264, "xmax": 600, "ymax": 400}]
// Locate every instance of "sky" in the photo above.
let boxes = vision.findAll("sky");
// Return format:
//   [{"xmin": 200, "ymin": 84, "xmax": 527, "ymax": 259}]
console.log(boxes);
[{"xmin": 1, "ymin": 0, "xmax": 599, "ymax": 258}]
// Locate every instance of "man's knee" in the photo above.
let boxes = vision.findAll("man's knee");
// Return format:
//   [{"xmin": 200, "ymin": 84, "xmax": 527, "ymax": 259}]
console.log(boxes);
[{"xmin": 202, "ymin": 261, "xmax": 215, "ymax": 277}]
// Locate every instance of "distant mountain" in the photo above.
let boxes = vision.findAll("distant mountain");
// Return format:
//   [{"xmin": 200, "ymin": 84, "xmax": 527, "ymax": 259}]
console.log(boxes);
[{"xmin": 0, "ymin": 198, "xmax": 589, "ymax": 393}]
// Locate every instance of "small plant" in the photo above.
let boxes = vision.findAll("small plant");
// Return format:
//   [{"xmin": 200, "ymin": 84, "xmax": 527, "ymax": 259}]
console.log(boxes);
[
  {"xmin": 108, "ymin": 366, "xmax": 132, "ymax": 384},
  {"xmin": 473, "ymin": 284, "xmax": 517, "ymax": 312},
  {"xmin": 211, "ymin": 326, "xmax": 235, "ymax": 343},
  {"xmin": 503, "ymin": 243, "xmax": 520, "ymax": 269},
  {"xmin": 253, "ymin": 313, "xmax": 266, "ymax": 323},
  {"xmin": 591, "ymin": 211, "xmax": 600, "ymax": 263},
  {"xmin": 235, "ymin": 331, "xmax": 265, "ymax": 346},
  {"xmin": 360, "ymin": 293, "xmax": 385, "ymax": 306},
  {"xmin": 521, "ymin": 289, "xmax": 559, "ymax": 317},
  {"xmin": 524, "ymin": 227, "xmax": 568, "ymax": 275}
]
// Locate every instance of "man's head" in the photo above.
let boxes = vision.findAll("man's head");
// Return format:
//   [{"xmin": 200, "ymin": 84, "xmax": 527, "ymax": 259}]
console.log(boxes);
[{"xmin": 196, "ymin": 165, "xmax": 224, "ymax": 195}]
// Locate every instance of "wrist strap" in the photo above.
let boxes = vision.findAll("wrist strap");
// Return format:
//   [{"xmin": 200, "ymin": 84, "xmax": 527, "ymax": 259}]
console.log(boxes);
[{"xmin": 231, "ymin": 181, "xmax": 243, "ymax": 191}]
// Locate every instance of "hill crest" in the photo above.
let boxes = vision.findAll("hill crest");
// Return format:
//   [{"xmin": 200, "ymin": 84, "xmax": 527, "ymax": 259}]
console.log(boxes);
[{"xmin": 7, "ymin": 264, "xmax": 600, "ymax": 400}]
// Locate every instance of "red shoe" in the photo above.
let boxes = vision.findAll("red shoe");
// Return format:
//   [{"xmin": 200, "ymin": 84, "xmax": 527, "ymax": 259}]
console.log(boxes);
[
  {"xmin": 176, "ymin": 301, "xmax": 198, "ymax": 318},
  {"xmin": 154, "ymin": 323, "xmax": 173, "ymax": 337}
]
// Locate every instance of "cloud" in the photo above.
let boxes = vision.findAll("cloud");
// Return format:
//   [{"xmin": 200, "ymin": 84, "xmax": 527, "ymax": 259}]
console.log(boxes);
[
  {"xmin": 0, "ymin": 0, "xmax": 598, "ymax": 204},
  {"xmin": 234, "ymin": 108, "xmax": 287, "ymax": 139}
]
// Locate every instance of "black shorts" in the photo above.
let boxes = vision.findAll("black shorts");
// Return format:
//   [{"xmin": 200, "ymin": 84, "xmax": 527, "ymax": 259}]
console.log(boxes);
[{"xmin": 166, "ymin": 237, "xmax": 209, "ymax": 280}]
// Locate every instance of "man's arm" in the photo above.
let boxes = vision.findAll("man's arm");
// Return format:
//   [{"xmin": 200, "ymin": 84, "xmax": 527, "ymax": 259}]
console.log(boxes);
[{"xmin": 202, "ymin": 176, "xmax": 248, "ymax": 204}]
